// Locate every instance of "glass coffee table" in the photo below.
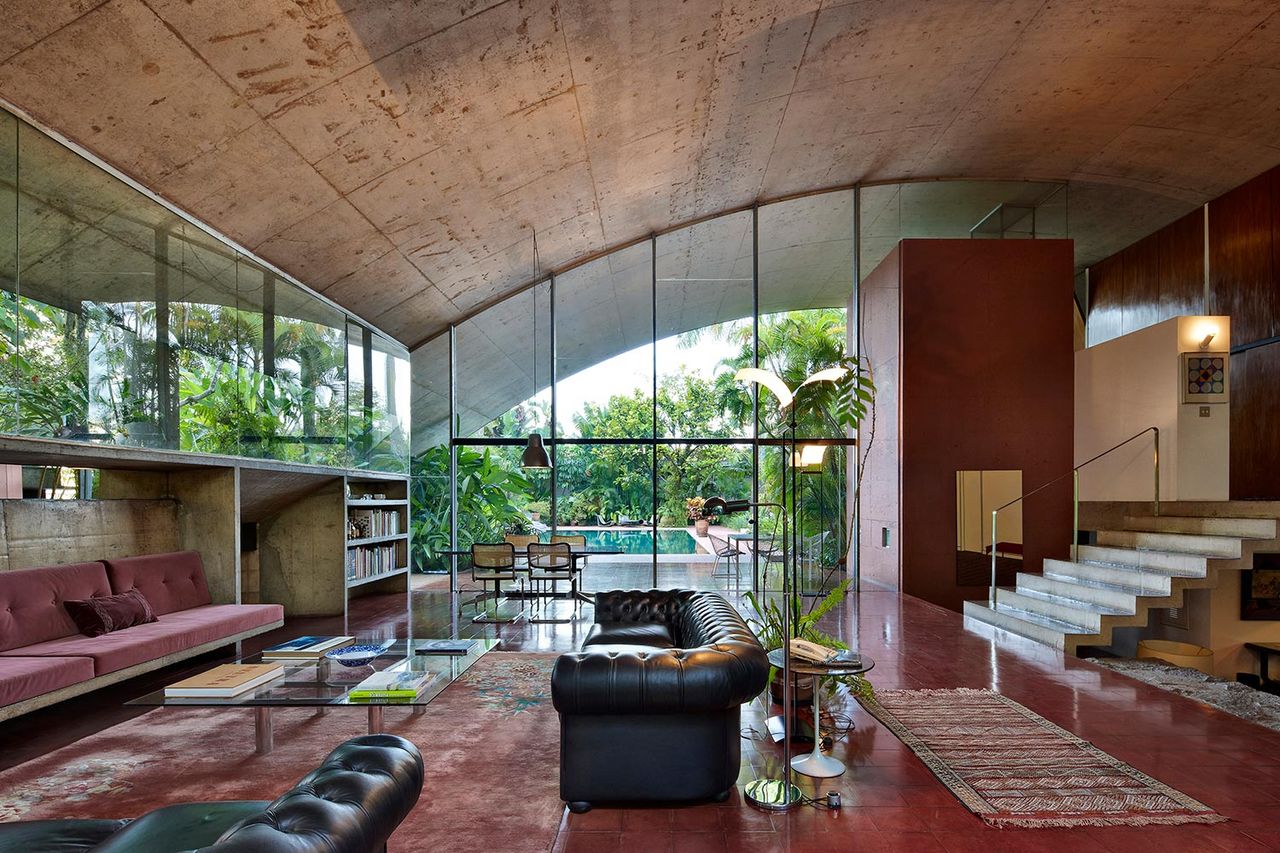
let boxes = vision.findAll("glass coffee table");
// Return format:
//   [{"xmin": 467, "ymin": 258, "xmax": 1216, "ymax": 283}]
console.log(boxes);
[{"xmin": 129, "ymin": 638, "xmax": 497, "ymax": 754}]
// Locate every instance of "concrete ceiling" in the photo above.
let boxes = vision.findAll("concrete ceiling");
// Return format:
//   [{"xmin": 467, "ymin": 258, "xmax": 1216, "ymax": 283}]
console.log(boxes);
[{"xmin": 2, "ymin": 0, "xmax": 1279, "ymax": 349}]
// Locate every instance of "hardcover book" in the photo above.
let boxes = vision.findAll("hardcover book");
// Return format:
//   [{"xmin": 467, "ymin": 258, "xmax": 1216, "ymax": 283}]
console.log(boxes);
[
  {"xmin": 165, "ymin": 664, "xmax": 284, "ymax": 698},
  {"xmin": 347, "ymin": 669, "xmax": 436, "ymax": 701},
  {"xmin": 415, "ymin": 639, "xmax": 477, "ymax": 656},
  {"xmin": 261, "ymin": 636, "xmax": 356, "ymax": 659}
]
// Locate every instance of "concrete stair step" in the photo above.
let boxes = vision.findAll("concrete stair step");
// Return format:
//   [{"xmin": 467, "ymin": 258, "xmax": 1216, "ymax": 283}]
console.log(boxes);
[
  {"xmin": 1095, "ymin": 529, "xmax": 1241, "ymax": 559},
  {"xmin": 963, "ymin": 600, "xmax": 1096, "ymax": 651},
  {"xmin": 1123, "ymin": 515, "xmax": 1276, "ymax": 539},
  {"xmin": 1076, "ymin": 544, "xmax": 1209, "ymax": 576},
  {"xmin": 1019, "ymin": 570, "xmax": 1140, "ymax": 613},
  {"xmin": 996, "ymin": 587, "xmax": 1119, "ymax": 629},
  {"xmin": 1043, "ymin": 559, "xmax": 1175, "ymax": 595}
]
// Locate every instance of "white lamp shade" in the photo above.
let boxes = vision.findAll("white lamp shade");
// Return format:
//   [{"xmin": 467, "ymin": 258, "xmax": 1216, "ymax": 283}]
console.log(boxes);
[{"xmin": 734, "ymin": 367, "xmax": 793, "ymax": 409}]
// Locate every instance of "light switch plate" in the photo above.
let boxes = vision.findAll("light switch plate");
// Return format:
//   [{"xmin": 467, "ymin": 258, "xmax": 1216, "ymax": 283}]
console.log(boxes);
[{"xmin": 1200, "ymin": 406, "xmax": 1211, "ymax": 418}]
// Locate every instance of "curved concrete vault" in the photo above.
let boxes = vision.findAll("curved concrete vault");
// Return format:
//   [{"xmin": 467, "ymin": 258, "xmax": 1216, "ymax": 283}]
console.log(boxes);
[{"xmin": 1, "ymin": 0, "xmax": 1277, "ymax": 350}]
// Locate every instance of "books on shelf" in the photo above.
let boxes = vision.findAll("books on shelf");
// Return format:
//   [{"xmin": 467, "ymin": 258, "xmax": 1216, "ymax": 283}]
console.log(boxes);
[
  {"xmin": 347, "ymin": 545, "xmax": 401, "ymax": 581},
  {"xmin": 165, "ymin": 664, "xmax": 284, "ymax": 698},
  {"xmin": 261, "ymin": 636, "xmax": 355, "ymax": 660},
  {"xmin": 347, "ymin": 669, "xmax": 437, "ymax": 701},
  {"xmin": 415, "ymin": 639, "xmax": 477, "ymax": 656},
  {"xmin": 348, "ymin": 508, "xmax": 401, "ymax": 539}
]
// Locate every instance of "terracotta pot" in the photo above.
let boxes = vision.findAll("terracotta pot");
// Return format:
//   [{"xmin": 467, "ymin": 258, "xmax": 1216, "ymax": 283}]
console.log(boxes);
[{"xmin": 694, "ymin": 518, "xmax": 710, "ymax": 536}]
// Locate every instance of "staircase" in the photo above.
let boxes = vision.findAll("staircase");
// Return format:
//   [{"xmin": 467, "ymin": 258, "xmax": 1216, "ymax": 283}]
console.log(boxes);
[{"xmin": 963, "ymin": 514, "xmax": 1277, "ymax": 654}]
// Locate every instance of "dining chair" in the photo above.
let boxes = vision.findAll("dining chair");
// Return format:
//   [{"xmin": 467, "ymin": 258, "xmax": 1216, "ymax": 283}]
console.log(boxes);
[
  {"xmin": 527, "ymin": 542, "xmax": 575, "ymax": 624},
  {"xmin": 470, "ymin": 543, "xmax": 519, "ymax": 624}
]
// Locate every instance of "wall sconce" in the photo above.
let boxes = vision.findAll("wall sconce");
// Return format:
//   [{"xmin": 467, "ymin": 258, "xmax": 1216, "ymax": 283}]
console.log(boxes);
[{"xmin": 1199, "ymin": 332, "xmax": 1216, "ymax": 351}]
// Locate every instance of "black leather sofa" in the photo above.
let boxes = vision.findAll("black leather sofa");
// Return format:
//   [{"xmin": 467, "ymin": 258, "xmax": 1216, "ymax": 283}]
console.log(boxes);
[
  {"xmin": 0, "ymin": 734, "xmax": 423, "ymax": 852},
  {"xmin": 551, "ymin": 589, "xmax": 769, "ymax": 812}
]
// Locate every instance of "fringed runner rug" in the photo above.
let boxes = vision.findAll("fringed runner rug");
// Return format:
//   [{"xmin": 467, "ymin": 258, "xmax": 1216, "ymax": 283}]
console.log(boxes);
[{"xmin": 859, "ymin": 687, "xmax": 1227, "ymax": 828}]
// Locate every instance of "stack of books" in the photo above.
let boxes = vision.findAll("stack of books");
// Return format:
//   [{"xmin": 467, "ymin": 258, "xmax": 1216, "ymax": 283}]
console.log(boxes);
[
  {"xmin": 347, "ymin": 669, "xmax": 437, "ymax": 702},
  {"xmin": 261, "ymin": 636, "xmax": 355, "ymax": 661},
  {"xmin": 415, "ymin": 639, "xmax": 477, "ymax": 656},
  {"xmin": 165, "ymin": 664, "xmax": 284, "ymax": 698}
]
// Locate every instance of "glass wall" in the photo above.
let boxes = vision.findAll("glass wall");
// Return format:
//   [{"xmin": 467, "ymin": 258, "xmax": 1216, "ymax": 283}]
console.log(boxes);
[
  {"xmin": 0, "ymin": 105, "xmax": 408, "ymax": 472},
  {"xmin": 409, "ymin": 180, "xmax": 1071, "ymax": 594}
]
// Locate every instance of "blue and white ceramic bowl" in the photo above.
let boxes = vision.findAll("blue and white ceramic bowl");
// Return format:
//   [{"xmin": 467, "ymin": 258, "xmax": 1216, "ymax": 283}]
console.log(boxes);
[{"xmin": 324, "ymin": 644, "xmax": 385, "ymax": 667}]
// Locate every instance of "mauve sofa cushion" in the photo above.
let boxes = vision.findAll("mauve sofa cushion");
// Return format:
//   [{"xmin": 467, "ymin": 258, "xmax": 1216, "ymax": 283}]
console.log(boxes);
[
  {"xmin": 0, "ymin": 655, "xmax": 95, "ymax": 705},
  {"xmin": 105, "ymin": 551, "xmax": 211, "ymax": 616},
  {"xmin": 0, "ymin": 604, "xmax": 284, "ymax": 676},
  {"xmin": 0, "ymin": 562, "xmax": 112, "ymax": 651},
  {"xmin": 64, "ymin": 589, "xmax": 157, "ymax": 637}
]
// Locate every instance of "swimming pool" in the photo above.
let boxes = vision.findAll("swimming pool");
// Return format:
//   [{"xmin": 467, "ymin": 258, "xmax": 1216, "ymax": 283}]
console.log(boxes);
[{"xmin": 544, "ymin": 527, "xmax": 700, "ymax": 555}]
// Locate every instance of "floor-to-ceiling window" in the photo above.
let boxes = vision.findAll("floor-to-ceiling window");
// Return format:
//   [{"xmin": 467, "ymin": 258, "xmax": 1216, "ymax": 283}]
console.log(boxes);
[{"xmin": 406, "ymin": 181, "xmax": 1075, "ymax": 597}]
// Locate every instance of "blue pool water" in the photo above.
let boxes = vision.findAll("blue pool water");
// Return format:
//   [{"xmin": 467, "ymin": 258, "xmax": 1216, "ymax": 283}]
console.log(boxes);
[{"xmin": 543, "ymin": 527, "xmax": 700, "ymax": 555}]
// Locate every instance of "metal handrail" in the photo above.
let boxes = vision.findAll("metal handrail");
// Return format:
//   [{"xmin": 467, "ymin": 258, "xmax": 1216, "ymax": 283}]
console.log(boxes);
[{"xmin": 989, "ymin": 426, "xmax": 1159, "ymax": 608}]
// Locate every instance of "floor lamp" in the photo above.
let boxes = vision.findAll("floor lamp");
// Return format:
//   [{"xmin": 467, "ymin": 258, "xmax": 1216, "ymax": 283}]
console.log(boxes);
[{"xmin": 723, "ymin": 366, "xmax": 849, "ymax": 812}]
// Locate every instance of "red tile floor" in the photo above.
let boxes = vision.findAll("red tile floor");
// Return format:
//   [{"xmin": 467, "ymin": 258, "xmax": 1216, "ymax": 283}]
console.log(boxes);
[
  {"xmin": 3, "ymin": 581, "xmax": 1279, "ymax": 851},
  {"xmin": 546, "ymin": 589, "xmax": 1280, "ymax": 853}
]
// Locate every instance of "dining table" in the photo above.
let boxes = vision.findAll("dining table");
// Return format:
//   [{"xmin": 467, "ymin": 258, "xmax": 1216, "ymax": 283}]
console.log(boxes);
[{"xmin": 444, "ymin": 547, "xmax": 623, "ymax": 605}]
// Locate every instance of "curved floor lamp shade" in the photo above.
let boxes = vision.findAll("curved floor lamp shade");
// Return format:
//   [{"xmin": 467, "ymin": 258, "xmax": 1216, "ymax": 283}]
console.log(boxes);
[{"xmin": 521, "ymin": 433, "xmax": 552, "ymax": 469}]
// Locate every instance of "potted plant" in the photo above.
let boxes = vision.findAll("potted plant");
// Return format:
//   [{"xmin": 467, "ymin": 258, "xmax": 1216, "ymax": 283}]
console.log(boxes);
[
  {"xmin": 743, "ymin": 580, "xmax": 874, "ymax": 707},
  {"xmin": 686, "ymin": 496, "xmax": 713, "ymax": 536}
]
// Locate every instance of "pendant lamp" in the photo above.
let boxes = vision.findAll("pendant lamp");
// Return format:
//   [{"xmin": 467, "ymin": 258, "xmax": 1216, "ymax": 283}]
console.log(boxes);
[{"xmin": 522, "ymin": 228, "xmax": 552, "ymax": 469}]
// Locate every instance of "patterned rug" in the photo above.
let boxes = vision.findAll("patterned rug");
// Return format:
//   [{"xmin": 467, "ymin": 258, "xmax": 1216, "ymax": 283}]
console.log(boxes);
[
  {"xmin": 0, "ymin": 652, "xmax": 561, "ymax": 852},
  {"xmin": 859, "ymin": 687, "xmax": 1228, "ymax": 828}
]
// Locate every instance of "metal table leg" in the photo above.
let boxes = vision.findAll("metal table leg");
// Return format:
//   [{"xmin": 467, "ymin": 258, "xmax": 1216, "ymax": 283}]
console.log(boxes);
[
  {"xmin": 255, "ymin": 707, "xmax": 274, "ymax": 755},
  {"xmin": 368, "ymin": 705, "xmax": 384, "ymax": 734}
]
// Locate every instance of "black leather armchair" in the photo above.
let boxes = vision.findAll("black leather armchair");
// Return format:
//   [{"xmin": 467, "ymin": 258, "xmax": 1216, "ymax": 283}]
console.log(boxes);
[
  {"xmin": 0, "ymin": 734, "xmax": 424, "ymax": 853},
  {"xmin": 552, "ymin": 589, "xmax": 769, "ymax": 811}
]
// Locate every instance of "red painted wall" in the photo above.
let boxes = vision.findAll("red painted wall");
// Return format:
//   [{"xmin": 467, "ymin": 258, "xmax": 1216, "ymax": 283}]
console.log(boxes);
[{"xmin": 861, "ymin": 239, "xmax": 1075, "ymax": 612}]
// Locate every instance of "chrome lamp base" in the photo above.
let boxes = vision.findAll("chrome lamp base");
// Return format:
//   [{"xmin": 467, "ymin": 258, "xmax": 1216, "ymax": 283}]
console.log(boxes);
[{"xmin": 744, "ymin": 777, "xmax": 803, "ymax": 812}]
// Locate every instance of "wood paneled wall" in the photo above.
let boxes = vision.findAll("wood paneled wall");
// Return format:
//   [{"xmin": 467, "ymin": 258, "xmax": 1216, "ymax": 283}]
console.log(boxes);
[
  {"xmin": 1087, "ymin": 208, "xmax": 1204, "ymax": 346},
  {"xmin": 1086, "ymin": 164, "xmax": 1280, "ymax": 499}
]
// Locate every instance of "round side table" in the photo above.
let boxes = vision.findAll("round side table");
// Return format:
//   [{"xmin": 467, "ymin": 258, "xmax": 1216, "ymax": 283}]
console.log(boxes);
[{"xmin": 766, "ymin": 648, "xmax": 875, "ymax": 778}]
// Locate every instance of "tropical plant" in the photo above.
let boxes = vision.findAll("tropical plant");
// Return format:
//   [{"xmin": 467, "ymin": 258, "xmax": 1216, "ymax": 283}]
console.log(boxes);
[{"xmin": 742, "ymin": 581, "xmax": 874, "ymax": 702}]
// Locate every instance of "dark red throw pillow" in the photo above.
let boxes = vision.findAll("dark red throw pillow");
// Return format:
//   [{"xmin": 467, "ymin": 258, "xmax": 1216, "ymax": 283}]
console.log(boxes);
[{"xmin": 64, "ymin": 589, "xmax": 157, "ymax": 637}]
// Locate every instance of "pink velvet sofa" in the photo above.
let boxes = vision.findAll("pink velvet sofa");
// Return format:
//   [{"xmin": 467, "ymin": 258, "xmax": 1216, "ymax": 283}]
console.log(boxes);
[{"xmin": 0, "ymin": 551, "xmax": 284, "ymax": 720}]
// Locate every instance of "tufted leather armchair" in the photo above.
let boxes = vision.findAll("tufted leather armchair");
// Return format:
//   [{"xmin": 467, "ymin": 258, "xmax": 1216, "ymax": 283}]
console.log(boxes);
[
  {"xmin": 0, "ymin": 734, "xmax": 423, "ymax": 852},
  {"xmin": 552, "ymin": 589, "xmax": 769, "ymax": 811}
]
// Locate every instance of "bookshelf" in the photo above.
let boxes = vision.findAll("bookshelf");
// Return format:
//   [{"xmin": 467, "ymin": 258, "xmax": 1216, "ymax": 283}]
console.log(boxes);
[{"xmin": 345, "ymin": 476, "xmax": 410, "ymax": 596}]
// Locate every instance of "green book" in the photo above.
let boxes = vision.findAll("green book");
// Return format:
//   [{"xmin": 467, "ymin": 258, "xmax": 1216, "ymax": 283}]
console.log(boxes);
[{"xmin": 347, "ymin": 669, "xmax": 435, "ymax": 701}]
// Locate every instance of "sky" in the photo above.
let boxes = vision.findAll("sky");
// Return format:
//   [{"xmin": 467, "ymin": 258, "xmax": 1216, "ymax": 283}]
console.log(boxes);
[{"xmin": 554, "ymin": 330, "xmax": 739, "ymax": 432}]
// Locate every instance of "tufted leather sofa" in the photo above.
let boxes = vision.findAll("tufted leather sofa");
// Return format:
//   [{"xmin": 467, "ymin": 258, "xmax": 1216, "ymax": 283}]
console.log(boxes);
[
  {"xmin": 0, "ymin": 734, "xmax": 424, "ymax": 852},
  {"xmin": 551, "ymin": 589, "xmax": 769, "ymax": 811}
]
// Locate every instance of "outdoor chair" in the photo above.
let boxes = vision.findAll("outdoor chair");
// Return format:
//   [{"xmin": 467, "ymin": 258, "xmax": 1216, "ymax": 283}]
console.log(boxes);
[
  {"xmin": 527, "ymin": 542, "xmax": 576, "ymax": 624},
  {"xmin": 708, "ymin": 532, "xmax": 743, "ymax": 586},
  {"xmin": 470, "ymin": 543, "xmax": 520, "ymax": 624}
]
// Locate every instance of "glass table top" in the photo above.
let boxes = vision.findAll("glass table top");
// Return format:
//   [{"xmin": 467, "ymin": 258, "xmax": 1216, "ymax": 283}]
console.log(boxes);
[{"xmin": 128, "ymin": 638, "xmax": 498, "ymax": 708}]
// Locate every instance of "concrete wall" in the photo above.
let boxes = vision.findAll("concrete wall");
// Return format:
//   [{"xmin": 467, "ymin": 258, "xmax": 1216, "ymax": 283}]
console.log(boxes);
[
  {"xmin": 857, "ymin": 245, "xmax": 901, "ymax": 591},
  {"xmin": 1076, "ymin": 316, "xmax": 1230, "ymax": 502},
  {"xmin": 0, "ymin": 499, "xmax": 180, "ymax": 571}
]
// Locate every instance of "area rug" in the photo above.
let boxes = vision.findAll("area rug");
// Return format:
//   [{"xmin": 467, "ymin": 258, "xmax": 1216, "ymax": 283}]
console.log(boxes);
[
  {"xmin": 1086, "ymin": 656, "xmax": 1280, "ymax": 732},
  {"xmin": 0, "ymin": 652, "xmax": 561, "ymax": 852},
  {"xmin": 859, "ymin": 687, "xmax": 1227, "ymax": 828}
]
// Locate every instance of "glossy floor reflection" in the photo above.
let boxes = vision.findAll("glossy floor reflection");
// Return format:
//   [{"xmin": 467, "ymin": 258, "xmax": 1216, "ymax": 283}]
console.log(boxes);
[{"xmin": 3, "ymin": 583, "xmax": 1278, "ymax": 852}]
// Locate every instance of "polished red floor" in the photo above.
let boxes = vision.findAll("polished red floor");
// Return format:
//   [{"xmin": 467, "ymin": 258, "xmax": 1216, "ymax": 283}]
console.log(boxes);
[
  {"xmin": 3, "ymin": 584, "xmax": 1279, "ymax": 851},
  {"xmin": 542, "ymin": 590, "xmax": 1280, "ymax": 852}
]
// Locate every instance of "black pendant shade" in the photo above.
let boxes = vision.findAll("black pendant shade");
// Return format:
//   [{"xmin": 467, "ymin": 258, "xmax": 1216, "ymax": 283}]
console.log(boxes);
[{"xmin": 521, "ymin": 432, "xmax": 552, "ymax": 469}]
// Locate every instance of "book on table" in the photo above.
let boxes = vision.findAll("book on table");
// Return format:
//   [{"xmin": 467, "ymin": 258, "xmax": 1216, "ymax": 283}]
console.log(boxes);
[
  {"xmin": 165, "ymin": 664, "xmax": 284, "ymax": 698},
  {"xmin": 261, "ymin": 636, "xmax": 356, "ymax": 660},
  {"xmin": 347, "ymin": 669, "xmax": 437, "ymax": 701},
  {"xmin": 415, "ymin": 639, "xmax": 477, "ymax": 656}
]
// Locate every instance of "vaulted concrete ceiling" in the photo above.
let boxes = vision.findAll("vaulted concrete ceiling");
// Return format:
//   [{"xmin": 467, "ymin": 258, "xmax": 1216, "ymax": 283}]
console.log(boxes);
[{"xmin": 2, "ymin": 0, "xmax": 1278, "ymax": 348}]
